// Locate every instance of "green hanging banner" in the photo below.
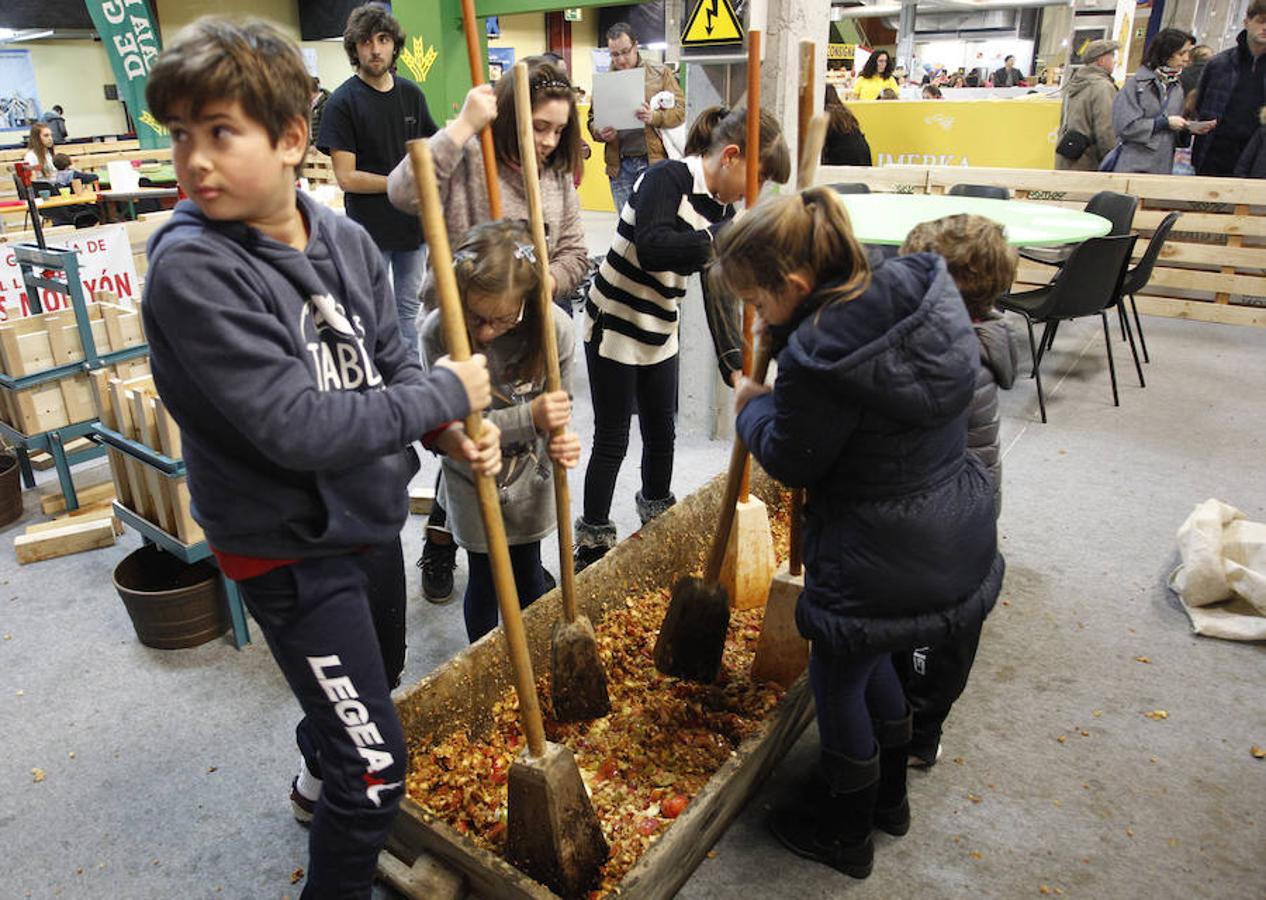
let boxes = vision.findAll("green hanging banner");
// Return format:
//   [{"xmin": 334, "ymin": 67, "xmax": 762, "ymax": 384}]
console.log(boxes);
[{"xmin": 83, "ymin": 0, "xmax": 168, "ymax": 149}]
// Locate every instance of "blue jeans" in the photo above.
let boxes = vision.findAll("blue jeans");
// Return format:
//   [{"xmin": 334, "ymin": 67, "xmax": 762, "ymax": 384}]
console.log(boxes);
[
  {"xmin": 610, "ymin": 156, "xmax": 649, "ymax": 214},
  {"xmin": 379, "ymin": 247, "xmax": 425, "ymax": 362}
]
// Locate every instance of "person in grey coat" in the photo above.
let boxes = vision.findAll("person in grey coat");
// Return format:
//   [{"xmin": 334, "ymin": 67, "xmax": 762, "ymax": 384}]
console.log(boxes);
[
  {"xmin": 421, "ymin": 221, "xmax": 580, "ymax": 643},
  {"xmin": 897, "ymin": 214, "xmax": 1017, "ymax": 767},
  {"xmin": 1055, "ymin": 40, "xmax": 1119, "ymax": 171},
  {"xmin": 1111, "ymin": 29, "xmax": 1215, "ymax": 173}
]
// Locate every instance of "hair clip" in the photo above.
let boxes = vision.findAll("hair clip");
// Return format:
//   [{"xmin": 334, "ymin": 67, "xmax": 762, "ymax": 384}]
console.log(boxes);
[
  {"xmin": 532, "ymin": 78, "xmax": 571, "ymax": 93},
  {"xmin": 513, "ymin": 243, "xmax": 537, "ymax": 263},
  {"xmin": 453, "ymin": 249, "xmax": 477, "ymax": 265}
]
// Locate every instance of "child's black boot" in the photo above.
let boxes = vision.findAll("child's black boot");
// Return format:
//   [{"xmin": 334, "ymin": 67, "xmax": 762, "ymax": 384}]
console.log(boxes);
[
  {"xmin": 768, "ymin": 747, "xmax": 880, "ymax": 878},
  {"xmin": 873, "ymin": 707, "xmax": 913, "ymax": 836}
]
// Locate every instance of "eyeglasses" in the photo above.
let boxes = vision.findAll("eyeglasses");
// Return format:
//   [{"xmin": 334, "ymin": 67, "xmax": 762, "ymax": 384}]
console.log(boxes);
[
  {"xmin": 609, "ymin": 45, "xmax": 637, "ymax": 59},
  {"xmin": 465, "ymin": 298, "xmax": 525, "ymax": 331}
]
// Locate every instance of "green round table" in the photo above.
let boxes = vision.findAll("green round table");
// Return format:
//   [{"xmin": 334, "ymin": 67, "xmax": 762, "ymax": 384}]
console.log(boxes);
[{"xmin": 835, "ymin": 193, "xmax": 1112, "ymax": 247}]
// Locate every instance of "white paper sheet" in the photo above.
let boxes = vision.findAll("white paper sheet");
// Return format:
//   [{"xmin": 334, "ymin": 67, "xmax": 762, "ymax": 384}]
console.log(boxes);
[{"xmin": 591, "ymin": 68, "xmax": 645, "ymax": 132}]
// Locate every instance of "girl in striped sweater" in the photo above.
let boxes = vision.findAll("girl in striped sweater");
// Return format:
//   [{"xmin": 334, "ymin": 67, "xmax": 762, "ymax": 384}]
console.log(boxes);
[{"xmin": 575, "ymin": 105, "xmax": 790, "ymax": 569}]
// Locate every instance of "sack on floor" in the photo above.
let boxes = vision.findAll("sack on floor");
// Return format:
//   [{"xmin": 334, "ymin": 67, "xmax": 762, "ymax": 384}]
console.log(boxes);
[{"xmin": 1168, "ymin": 499, "xmax": 1266, "ymax": 641}]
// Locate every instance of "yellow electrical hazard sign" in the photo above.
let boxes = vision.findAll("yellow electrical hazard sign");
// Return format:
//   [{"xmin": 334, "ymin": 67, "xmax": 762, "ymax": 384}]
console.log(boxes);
[{"xmin": 682, "ymin": 0, "xmax": 744, "ymax": 46}]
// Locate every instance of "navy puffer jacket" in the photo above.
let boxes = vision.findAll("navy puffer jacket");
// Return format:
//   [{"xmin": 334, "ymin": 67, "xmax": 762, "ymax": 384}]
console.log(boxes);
[{"xmin": 737, "ymin": 254, "xmax": 1003, "ymax": 656}]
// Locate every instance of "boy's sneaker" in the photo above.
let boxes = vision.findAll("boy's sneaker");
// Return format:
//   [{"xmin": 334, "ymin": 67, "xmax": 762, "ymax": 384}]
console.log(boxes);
[
  {"xmin": 907, "ymin": 743, "xmax": 943, "ymax": 769},
  {"xmin": 289, "ymin": 777, "xmax": 315, "ymax": 825},
  {"xmin": 418, "ymin": 526, "xmax": 457, "ymax": 603}
]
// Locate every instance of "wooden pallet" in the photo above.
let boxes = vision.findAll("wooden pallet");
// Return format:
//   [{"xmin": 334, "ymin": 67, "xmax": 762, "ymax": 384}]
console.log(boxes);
[{"xmin": 89, "ymin": 371, "xmax": 202, "ymax": 546}]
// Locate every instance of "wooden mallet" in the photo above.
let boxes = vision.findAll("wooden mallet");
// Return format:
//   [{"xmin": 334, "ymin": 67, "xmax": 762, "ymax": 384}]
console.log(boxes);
[
  {"xmin": 718, "ymin": 28, "xmax": 776, "ymax": 612},
  {"xmin": 511, "ymin": 62, "xmax": 611, "ymax": 723},
  {"xmin": 460, "ymin": 0, "xmax": 503, "ymax": 218},
  {"xmin": 407, "ymin": 139, "xmax": 607, "ymax": 897}
]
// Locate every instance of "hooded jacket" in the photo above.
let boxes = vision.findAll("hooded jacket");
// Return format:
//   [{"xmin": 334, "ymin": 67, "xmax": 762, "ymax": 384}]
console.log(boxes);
[
  {"xmin": 142, "ymin": 193, "xmax": 470, "ymax": 558},
  {"xmin": 1233, "ymin": 106, "xmax": 1266, "ymax": 177},
  {"xmin": 967, "ymin": 312, "xmax": 1018, "ymax": 516},
  {"xmin": 736, "ymin": 254, "xmax": 1003, "ymax": 656},
  {"xmin": 1056, "ymin": 64, "xmax": 1118, "ymax": 171}
]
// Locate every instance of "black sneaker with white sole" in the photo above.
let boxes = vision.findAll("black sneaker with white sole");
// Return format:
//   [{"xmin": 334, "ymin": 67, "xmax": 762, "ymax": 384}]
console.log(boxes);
[{"xmin": 418, "ymin": 526, "xmax": 458, "ymax": 603}]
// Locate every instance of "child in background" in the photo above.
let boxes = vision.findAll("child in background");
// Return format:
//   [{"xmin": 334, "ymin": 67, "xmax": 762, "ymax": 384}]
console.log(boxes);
[
  {"xmin": 422, "ymin": 220, "xmax": 581, "ymax": 643},
  {"xmin": 141, "ymin": 18, "xmax": 498, "ymax": 897},
  {"xmin": 575, "ymin": 104, "xmax": 791, "ymax": 570},
  {"xmin": 51, "ymin": 153, "xmax": 99, "ymax": 189},
  {"xmin": 897, "ymin": 214, "xmax": 1019, "ymax": 767},
  {"xmin": 720, "ymin": 187, "xmax": 1003, "ymax": 879}
]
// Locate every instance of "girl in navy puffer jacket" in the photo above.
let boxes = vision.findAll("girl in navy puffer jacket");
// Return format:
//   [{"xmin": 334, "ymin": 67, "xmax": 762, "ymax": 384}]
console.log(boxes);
[{"xmin": 717, "ymin": 187, "xmax": 1004, "ymax": 879}]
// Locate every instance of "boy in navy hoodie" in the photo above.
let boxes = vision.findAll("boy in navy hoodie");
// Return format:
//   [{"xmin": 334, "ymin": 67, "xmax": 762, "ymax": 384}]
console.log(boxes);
[{"xmin": 142, "ymin": 18, "xmax": 499, "ymax": 898}]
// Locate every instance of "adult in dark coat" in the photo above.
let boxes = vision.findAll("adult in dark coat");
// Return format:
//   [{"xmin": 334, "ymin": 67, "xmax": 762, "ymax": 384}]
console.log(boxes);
[
  {"xmin": 717, "ymin": 187, "xmax": 1003, "ymax": 880},
  {"xmin": 1233, "ymin": 106, "xmax": 1266, "ymax": 176},
  {"xmin": 821, "ymin": 84, "xmax": 872, "ymax": 167},
  {"xmin": 1192, "ymin": 3, "xmax": 1266, "ymax": 175}
]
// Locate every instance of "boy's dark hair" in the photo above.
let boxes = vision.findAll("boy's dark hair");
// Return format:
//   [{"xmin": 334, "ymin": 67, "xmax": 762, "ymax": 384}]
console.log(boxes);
[
  {"xmin": 452, "ymin": 219, "xmax": 545, "ymax": 383},
  {"xmin": 1249, "ymin": 0, "xmax": 1266, "ymax": 20},
  {"xmin": 53, "ymin": 104, "xmax": 64, "ymax": 114},
  {"xmin": 683, "ymin": 105, "xmax": 792, "ymax": 185},
  {"xmin": 147, "ymin": 17, "xmax": 311, "ymax": 148},
  {"xmin": 53, "ymin": 153, "xmax": 72, "ymax": 170},
  {"xmin": 606, "ymin": 22, "xmax": 638, "ymax": 44},
  {"xmin": 900, "ymin": 214, "xmax": 1017, "ymax": 318},
  {"xmin": 343, "ymin": 3, "xmax": 405, "ymax": 69},
  {"xmin": 492, "ymin": 58, "xmax": 581, "ymax": 173},
  {"xmin": 1144, "ymin": 28, "xmax": 1195, "ymax": 70}
]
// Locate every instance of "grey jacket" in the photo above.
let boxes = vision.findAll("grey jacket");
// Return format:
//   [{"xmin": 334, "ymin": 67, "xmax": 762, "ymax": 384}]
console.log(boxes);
[
  {"xmin": 1112, "ymin": 66, "xmax": 1185, "ymax": 174},
  {"xmin": 422, "ymin": 306, "xmax": 574, "ymax": 552},
  {"xmin": 1056, "ymin": 65, "xmax": 1118, "ymax": 171},
  {"xmin": 967, "ymin": 313, "xmax": 1018, "ymax": 517}
]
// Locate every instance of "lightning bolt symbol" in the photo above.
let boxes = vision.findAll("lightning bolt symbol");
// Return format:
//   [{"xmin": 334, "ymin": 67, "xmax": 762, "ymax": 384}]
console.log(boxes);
[{"xmin": 705, "ymin": 0, "xmax": 718, "ymax": 34}]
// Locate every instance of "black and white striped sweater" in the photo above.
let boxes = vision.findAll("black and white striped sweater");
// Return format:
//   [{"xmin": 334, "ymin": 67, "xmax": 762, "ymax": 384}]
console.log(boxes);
[{"xmin": 584, "ymin": 156, "xmax": 742, "ymax": 378}]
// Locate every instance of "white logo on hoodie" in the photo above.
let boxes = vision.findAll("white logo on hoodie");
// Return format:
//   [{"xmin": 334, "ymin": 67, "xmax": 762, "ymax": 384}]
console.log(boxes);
[{"xmin": 300, "ymin": 294, "xmax": 384, "ymax": 392}]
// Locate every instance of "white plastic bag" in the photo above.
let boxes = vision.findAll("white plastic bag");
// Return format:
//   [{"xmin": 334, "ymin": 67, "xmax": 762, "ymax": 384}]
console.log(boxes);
[
  {"xmin": 1169, "ymin": 499, "xmax": 1266, "ymax": 641},
  {"xmin": 650, "ymin": 90, "xmax": 687, "ymax": 160}
]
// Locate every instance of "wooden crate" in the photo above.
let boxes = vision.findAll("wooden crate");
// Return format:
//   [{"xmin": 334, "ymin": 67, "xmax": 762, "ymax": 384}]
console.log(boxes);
[
  {"xmin": 0, "ymin": 354, "xmax": 148, "ymax": 437},
  {"xmin": 94, "ymin": 372, "xmax": 201, "ymax": 546},
  {"xmin": 385, "ymin": 470, "xmax": 809, "ymax": 900}
]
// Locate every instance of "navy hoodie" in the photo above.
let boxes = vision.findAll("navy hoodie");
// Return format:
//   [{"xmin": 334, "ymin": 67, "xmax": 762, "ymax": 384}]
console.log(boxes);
[
  {"xmin": 142, "ymin": 193, "xmax": 469, "ymax": 557},
  {"xmin": 737, "ymin": 254, "xmax": 1003, "ymax": 655}
]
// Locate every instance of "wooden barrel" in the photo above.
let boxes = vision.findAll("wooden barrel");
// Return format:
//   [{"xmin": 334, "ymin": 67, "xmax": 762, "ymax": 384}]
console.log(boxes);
[
  {"xmin": 0, "ymin": 453, "xmax": 23, "ymax": 528},
  {"xmin": 113, "ymin": 545, "xmax": 227, "ymax": 649}
]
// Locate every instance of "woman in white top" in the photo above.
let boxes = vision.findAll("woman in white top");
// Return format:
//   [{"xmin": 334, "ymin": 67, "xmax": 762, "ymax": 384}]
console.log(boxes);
[{"xmin": 23, "ymin": 123, "xmax": 57, "ymax": 179}]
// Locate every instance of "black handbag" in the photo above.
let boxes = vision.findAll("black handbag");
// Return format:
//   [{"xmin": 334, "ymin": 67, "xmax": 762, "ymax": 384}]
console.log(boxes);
[{"xmin": 1056, "ymin": 128, "xmax": 1092, "ymax": 161}]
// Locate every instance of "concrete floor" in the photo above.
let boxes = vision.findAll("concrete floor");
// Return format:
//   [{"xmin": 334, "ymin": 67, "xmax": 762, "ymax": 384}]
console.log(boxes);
[{"xmin": 3, "ymin": 213, "xmax": 1265, "ymax": 899}]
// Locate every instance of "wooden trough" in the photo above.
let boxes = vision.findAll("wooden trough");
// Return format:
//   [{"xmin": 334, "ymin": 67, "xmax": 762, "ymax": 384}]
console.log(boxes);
[{"xmin": 385, "ymin": 468, "xmax": 811, "ymax": 899}]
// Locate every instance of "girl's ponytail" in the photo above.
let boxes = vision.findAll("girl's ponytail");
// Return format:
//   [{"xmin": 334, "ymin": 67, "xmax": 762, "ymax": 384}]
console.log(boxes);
[
  {"xmin": 683, "ymin": 105, "xmax": 791, "ymax": 185},
  {"xmin": 683, "ymin": 105, "xmax": 729, "ymax": 157},
  {"xmin": 710, "ymin": 187, "xmax": 870, "ymax": 309}
]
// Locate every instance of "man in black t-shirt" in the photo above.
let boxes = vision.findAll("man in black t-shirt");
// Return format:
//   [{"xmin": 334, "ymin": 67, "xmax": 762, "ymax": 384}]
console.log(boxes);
[{"xmin": 318, "ymin": 4, "xmax": 437, "ymax": 358}]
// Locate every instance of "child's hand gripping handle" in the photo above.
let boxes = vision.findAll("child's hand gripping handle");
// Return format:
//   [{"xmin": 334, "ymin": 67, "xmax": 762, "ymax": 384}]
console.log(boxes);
[
  {"xmin": 512, "ymin": 62, "xmax": 582, "ymax": 624},
  {"xmin": 460, "ymin": 0, "xmax": 502, "ymax": 218},
  {"xmin": 406, "ymin": 137, "xmax": 545, "ymax": 758}
]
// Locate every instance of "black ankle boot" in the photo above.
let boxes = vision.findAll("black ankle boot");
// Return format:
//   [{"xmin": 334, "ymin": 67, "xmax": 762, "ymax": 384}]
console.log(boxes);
[
  {"xmin": 768, "ymin": 748, "xmax": 880, "ymax": 878},
  {"xmin": 873, "ymin": 708, "xmax": 913, "ymax": 837}
]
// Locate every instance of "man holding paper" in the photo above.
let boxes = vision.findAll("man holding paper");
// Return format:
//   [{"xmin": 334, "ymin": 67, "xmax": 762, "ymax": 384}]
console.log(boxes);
[{"xmin": 587, "ymin": 22, "xmax": 685, "ymax": 212}]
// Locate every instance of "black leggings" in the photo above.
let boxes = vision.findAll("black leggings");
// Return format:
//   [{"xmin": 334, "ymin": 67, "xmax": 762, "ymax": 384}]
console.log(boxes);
[
  {"xmin": 463, "ymin": 541, "xmax": 548, "ymax": 643},
  {"xmin": 582, "ymin": 338, "xmax": 679, "ymax": 524},
  {"xmin": 809, "ymin": 642, "xmax": 908, "ymax": 759}
]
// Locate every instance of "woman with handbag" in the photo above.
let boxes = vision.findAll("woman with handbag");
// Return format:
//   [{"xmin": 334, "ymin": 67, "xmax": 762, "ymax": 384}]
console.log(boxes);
[{"xmin": 1111, "ymin": 29, "xmax": 1216, "ymax": 174}]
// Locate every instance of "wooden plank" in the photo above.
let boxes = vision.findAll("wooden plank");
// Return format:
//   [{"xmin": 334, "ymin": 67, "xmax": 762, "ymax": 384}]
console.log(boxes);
[
  {"xmin": 39, "ymin": 479, "xmax": 116, "ymax": 516},
  {"xmin": 0, "ymin": 328, "xmax": 27, "ymax": 377},
  {"xmin": 172, "ymin": 478, "xmax": 203, "ymax": 545},
  {"xmin": 106, "ymin": 447, "xmax": 133, "ymax": 508},
  {"xmin": 14, "ymin": 518, "xmax": 116, "ymax": 564},
  {"xmin": 816, "ymin": 164, "xmax": 928, "ymax": 193},
  {"xmin": 28, "ymin": 437, "xmax": 95, "ymax": 471},
  {"xmin": 24, "ymin": 504, "xmax": 123, "ymax": 537},
  {"xmin": 60, "ymin": 375, "xmax": 97, "ymax": 424},
  {"xmin": 1122, "ymin": 172, "xmax": 1266, "ymax": 205},
  {"xmin": 1133, "ymin": 295, "xmax": 1266, "ymax": 327},
  {"xmin": 409, "ymin": 485, "xmax": 435, "ymax": 515},
  {"xmin": 131, "ymin": 390, "xmax": 158, "ymax": 449},
  {"xmin": 1217, "ymin": 204, "xmax": 1250, "ymax": 304},
  {"xmin": 100, "ymin": 302, "xmax": 124, "ymax": 351},
  {"xmin": 89, "ymin": 369, "xmax": 114, "ymax": 428},
  {"xmin": 123, "ymin": 456, "xmax": 156, "ymax": 521},
  {"xmin": 1146, "ymin": 264, "xmax": 1266, "ymax": 298},
  {"xmin": 1146, "ymin": 241, "xmax": 1266, "ymax": 268},
  {"xmin": 15, "ymin": 332, "xmax": 55, "ymax": 373},
  {"xmin": 152, "ymin": 399, "xmax": 182, "ymax": 459},
  {"xmin": 108, "ymin": 379, "xmax": 137, "ymax": 440},
  {"xmin": 12, "ymin": 382, "xmax": 70, "ymax": 434},
  {"xmin": 1133, "ymin": 207, "xmax": 1266, "ymax": 238}
]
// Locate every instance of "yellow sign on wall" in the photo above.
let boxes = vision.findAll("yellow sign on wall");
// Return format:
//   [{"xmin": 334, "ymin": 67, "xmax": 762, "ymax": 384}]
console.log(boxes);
[
  {"xmin": 682, "ymin": 0, "xmax": 744, "ymax": 46},
  {"xmin": 849, "ymin": 100, "xmax": 1061, "ymax": 169},
  {"xmin": 827, "ymin": 43, "xmax": 856, "ymax": 60}
]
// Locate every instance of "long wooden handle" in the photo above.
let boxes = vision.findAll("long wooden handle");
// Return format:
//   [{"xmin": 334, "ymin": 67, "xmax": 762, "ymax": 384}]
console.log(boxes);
[
  {"xmin": 798, "ymin": 40, "xmax": 815, "ymax": 156},
  {"xmin": 460, "ymin": 0, "xmax": 502, "ymax": 219},
  {"xmin": 704, "ymin": 339, "xmax": 772, "ymax": 585},
  {"xmin": 739, "ymin": 29, "xmax": 762, "ymax": 503},
  {"xmin": 798, "ymin": 115, "xmax": 827, "ymax": 191},
  {"xmin": 513, "ymin": 63, "xmax": 579, "ymax": 624},
  {"xmin": 408, "ymin": 138, "xmax": 544, "ymax": 757}
]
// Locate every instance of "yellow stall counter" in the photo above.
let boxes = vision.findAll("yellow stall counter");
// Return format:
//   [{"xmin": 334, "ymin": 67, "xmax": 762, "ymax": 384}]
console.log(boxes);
[
  {"xmin": 849, "ymin": 99, "xmax": 1061, "ymax": 170},
  {"xmin": 577, "ymin": 102, "xmax": 618, "ymax": 213}
]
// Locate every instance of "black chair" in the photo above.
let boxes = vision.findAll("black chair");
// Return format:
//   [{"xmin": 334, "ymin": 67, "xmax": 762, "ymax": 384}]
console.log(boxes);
[
  {"xmin": 1021, "ymin": 190, "xmax": 1138, "ymax": 266},
  {"xmin": 1118, "ymin": 211, "xmax": 1180, "ymax": 365},
  {"xmin": 998, "ymin": 233, "xmax": 1139, "ymax": 423},
  {"xmin": 948, "ymin": 183, "xmax": 1010, "ymax": 200},
  {"xmin": 829, "ymin": 182, "xmax": 870, "ymax": 194}
]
